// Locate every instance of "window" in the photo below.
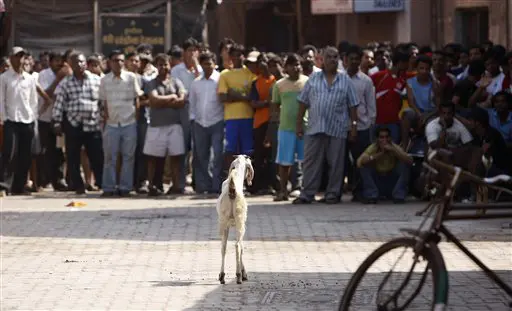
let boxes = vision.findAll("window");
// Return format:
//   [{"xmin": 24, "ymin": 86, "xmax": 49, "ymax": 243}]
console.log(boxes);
[{"xmin": 455, "ymin": 7, "xmax": 489, "ymax": 46}]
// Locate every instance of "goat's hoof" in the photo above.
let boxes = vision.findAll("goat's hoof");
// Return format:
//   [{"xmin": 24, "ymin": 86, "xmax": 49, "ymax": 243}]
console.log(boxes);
[
  {"xmin": 236, "ymin": 273, "xmax": 242, "ymax": 284},
  {"xmin": 241, "ymin": 269, "xmax": 248, "ymax": 281},
  {"xmin": 219, "ymin": 272, "xmax": 225, "ymax": 284}
]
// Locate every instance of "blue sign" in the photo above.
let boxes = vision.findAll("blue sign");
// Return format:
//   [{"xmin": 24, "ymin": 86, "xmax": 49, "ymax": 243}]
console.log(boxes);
[{"xmin": 354, "ymin": 0, "xmax": 405, "ymax": 13}]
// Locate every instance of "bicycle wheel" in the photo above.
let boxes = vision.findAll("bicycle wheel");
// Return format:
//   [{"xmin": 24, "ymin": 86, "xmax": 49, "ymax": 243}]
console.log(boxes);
[{"xmin": 338, "ymin": 237, "xmax": 449, "ymax": 311}]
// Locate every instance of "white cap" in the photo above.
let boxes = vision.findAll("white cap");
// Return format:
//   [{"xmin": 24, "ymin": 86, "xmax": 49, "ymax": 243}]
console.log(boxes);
[
  {"xmin": 11, "ymin": 46, "xmax": 26, "ymax": 56},
  {"xmin": 246, "ymin": 51, "xmax": 260, "ymax": 63}
]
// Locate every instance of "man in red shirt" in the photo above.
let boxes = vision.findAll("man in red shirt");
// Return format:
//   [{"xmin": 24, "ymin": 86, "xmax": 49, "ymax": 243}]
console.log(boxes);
[
  {"xmin": 432, "ymin": 50, "xmax": 456, "ymax": 103},
  {"xmin": 371, "ymin": 50, "xmax": 410, "ymax": 144}
]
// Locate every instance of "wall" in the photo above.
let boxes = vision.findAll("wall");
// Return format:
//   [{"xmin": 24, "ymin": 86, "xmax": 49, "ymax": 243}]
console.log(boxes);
[
  {"xmin": 334, "ymin": 0, "xmax": 433, "ymax": 48},
  {"xmin": 356, "ymin": 13, "xmax": 398, "ymax": 45},
  {"xmin": 442, "ymin": 0, "xmax": 510, "ymax": 48}
]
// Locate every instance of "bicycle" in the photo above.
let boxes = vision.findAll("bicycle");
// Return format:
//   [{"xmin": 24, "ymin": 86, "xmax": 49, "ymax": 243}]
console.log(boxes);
[{"xmin": 338, "ymin": 148, "xmax": 512, "ymax": 311}]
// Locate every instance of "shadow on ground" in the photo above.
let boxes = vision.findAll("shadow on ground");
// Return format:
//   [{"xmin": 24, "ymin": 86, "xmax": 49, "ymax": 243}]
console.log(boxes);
[{"xmin": 167, "ymin": 271, "xmax": 511, "ymax": 311}]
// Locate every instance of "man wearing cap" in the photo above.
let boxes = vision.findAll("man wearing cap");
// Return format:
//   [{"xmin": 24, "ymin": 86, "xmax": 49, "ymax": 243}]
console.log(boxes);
[{"xmin": 0, "ymin": 47, "xmax": 39, "ymax": 195}]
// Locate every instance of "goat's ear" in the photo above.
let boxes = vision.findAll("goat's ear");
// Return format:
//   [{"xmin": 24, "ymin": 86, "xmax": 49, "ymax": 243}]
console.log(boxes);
[{"xmin": 245, "ymin": 162, "xmax": 254, "ymax": 186}]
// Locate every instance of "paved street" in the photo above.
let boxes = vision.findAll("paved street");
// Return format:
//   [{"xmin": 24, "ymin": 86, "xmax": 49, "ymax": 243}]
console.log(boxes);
[{"xmin": 1, "ymin": 192, "xmax": 511, "ymax": 310}]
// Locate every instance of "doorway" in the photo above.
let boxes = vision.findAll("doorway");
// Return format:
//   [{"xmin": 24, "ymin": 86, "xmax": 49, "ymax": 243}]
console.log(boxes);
[{"xmin": 455, "ymin": 7, "xmax": 489, "ymax": 46}]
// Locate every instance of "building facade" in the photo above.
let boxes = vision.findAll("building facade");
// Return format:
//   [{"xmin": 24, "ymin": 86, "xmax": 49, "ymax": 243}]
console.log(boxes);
[{"xmin": 210, "ymin": 0, "xmax": 512, "ymax": 53}]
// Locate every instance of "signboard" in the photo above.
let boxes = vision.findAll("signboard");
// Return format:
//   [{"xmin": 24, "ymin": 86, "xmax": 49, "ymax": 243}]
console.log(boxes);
[
  {"xmin": 353, "ymin": 0, "xmax": 405, "ymax": 13},
  {"xmin": 311, "ymin": 0, "xmax": 353, "ymax": 15},
  {"xmin": 100, "ymin": 14, "xmax": 166, "ymax": 56}
]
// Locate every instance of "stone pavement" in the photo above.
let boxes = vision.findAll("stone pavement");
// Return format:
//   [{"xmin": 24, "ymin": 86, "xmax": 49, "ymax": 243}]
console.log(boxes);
[{"xmin": 1, "ymin": 192, "xmax": 511, "ymax": 310}]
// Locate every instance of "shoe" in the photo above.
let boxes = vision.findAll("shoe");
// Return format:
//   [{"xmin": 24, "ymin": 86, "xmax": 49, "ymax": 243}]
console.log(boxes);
[
  {"xmin": 318, "ymin": 197, "xmax": 340, "ymax": 204},
  {"xmin": 292, "ymin": 197, "xmax": 312, "ymax": 205},
  {"xmin": 166, "ymin": 187, "xmax": 184, "ymax": 195},
  {"xmin": 75, "ymin": 188, "xmax": 86, "ymax": 195},
  {"xmin": 362, "ymin": 198, "xmax": 378, "ymax": 205},
  {"xmin": 10, "ymin": 190, "xmax": 32, "ymax": 196},
  {"xmin": 273, "ymin": 192, "xmax": 289, "ymax": 202},
  {"xmin": 136, "ymin": 186, "xmax": 149, "ymax": 194},
  {"xmin": 289, "ymin": 189, "xmax": 301, "ymax": 198},
  {"xmin": 53, "ymin": 182, "xmax": 68, "ymax": 192},
  {"xmin": 393, "ymin": 198, "xmax": 406, "ymax": 204},
  {"xmin": 118, "ymin": 190, "xmax": 131, "ymax": 197},
  {"xmin": 101, "ymin": 191, "xmax": 115, "ymax": 197},
  {"xmin": 25, "ymin": 185, "xmax": 38, "ymax": 193},
  {"xmin": 148, "ymin": 186, "xmax": 163, "ymax": 197},
  {"xmin": 86, "ymin": 184, "xmax": 98, "ymax": 192}
]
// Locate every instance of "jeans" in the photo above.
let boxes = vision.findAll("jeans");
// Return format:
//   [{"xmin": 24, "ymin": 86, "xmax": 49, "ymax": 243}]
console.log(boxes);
[
  {"xmin": 102, "ymin": 123, "xmax": 137, "ymax": 192},
  {"xmin": 134, "ymin": 122, "xmax": 148, "ymax": 187},
  {"xmin": 193, "ymin": 121, "xmax": 224, "ymax": 193},
  {"xmin": 360, "ymin": 162, "xmax": 410, "ymax": 200},
  {"xmin": 0, "ymin": 121, "xmax": 34, "ymax": 193},
  {"xmin": 179, "ymin": 104, "xmax": 192, "ymax": 190}
]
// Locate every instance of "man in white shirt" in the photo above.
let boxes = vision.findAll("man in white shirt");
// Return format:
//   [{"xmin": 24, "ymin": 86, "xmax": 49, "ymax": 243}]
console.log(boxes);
[
  {"xmin": 0, "ymin": 47, "xmax": 39, "ymax": 195},
  {"xmin": 425, "ymin": 101, "xmax": 481, "ymax": 174},
  {"xmin": 426, "ymin": 102, "xmax": 473, "ymax": 150},
  {"xmin": 37, "ymin": 52, "xmax": 68, "ymax": 191},
  {"xmin": 188, "ymin": 52, "xmax": 223, "ymax": 194},
  {"xmin": 170, "ymin": 38, "xmax": 203, "ymax": 191},
  {"xmin": 99, "ymin": 50, "xmax": 143, "ymax": 197}
]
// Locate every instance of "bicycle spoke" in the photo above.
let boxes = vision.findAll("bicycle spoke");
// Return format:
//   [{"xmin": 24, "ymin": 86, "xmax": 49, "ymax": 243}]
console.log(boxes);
[{"xmin": 343, "ymin": 244, "xmax": 434, "ymax": 311}]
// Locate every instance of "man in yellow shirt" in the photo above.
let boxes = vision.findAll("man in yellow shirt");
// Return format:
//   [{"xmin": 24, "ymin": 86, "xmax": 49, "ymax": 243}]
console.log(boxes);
[
  {"xmin": 357, "ymin": 127, "xmax": 413, "ymax": 204},
  {"xmin": 217, "ymin": 43, "xmax": 256, "ymax": 169}
]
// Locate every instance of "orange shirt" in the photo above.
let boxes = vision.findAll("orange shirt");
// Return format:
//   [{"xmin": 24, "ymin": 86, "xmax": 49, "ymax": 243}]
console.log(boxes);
[{"xmin": 250, "ymin": 75, "xmax": 276, "ymax": 128}]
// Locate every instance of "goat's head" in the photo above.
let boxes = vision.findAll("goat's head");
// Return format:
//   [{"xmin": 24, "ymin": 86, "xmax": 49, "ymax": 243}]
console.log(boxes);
[{"xmin": 229, "ymin": 155, "xmax": 254, "ymax": 186}]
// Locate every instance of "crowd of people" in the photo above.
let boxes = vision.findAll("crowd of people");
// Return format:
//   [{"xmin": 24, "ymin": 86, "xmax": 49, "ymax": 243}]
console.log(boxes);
[{"xmin": 0, "ymin": 37, "xmax": 511, "ymax": 204}]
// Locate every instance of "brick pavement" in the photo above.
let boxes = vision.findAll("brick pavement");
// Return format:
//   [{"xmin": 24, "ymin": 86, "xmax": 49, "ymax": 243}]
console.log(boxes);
[{"xmin": 1, "ymin": 192, "xmax": 511, "ymax": 310}]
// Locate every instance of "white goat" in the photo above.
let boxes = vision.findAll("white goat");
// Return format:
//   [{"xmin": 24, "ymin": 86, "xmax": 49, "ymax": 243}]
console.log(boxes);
[{"xmin": 216, "ymin": 155, "xmax": 254, "ymax": 284}]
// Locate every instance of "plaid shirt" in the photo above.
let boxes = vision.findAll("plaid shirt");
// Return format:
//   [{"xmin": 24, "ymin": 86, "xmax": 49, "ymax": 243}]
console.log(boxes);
[{"xmin": 53, "ymin": 71, "xmax": 103, "ymax": 132}]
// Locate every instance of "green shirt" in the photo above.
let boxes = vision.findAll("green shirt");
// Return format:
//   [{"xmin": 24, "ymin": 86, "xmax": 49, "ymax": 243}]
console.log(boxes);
[
  {"xmin": 272, "ymin": 75, "xmax": 308, "ymax": 132},
  {"xmin": 358, "ymin": 143, "xmax": 408, "ymax": 174}
]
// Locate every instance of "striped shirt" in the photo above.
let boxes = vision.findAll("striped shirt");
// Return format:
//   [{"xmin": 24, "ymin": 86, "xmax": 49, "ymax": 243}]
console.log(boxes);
[
  {"xmin": 53, "ymin": 71, "xmax": 103, "ymax": 132},
  {"xmin": 297, "ymin": 71, "xmax": 359, "ymax": 138}
]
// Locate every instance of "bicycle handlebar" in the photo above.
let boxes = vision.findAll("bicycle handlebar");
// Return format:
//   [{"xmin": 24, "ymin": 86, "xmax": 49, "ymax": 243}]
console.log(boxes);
[
  {"xmin": 426, "ymin": 149, "xmax": 512, "ymax": 187},
  {"xmin": 483, "ymin": 175, "xmax": 512, "ymax": 184}
]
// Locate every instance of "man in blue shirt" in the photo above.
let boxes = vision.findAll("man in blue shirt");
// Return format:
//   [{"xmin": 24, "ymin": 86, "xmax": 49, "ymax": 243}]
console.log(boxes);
[{"xmin": 293, "ymin": 46, "xmax": 359, "ymax": 204}]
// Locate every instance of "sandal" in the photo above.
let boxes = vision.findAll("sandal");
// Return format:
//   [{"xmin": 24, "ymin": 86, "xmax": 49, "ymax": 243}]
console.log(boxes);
[
  {"xmin": 273, "ymin": 192, "xmax": 289, "ymax": 202},
  {"xmin": 292, "ymin": 197, "xmax": 312, "ymax": 205}
]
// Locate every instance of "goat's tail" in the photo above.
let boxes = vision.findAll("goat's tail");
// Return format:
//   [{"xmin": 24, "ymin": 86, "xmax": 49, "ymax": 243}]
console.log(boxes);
[{"xmin": 228, "ymin": 169, "xmax": 237, "ymax": 200}]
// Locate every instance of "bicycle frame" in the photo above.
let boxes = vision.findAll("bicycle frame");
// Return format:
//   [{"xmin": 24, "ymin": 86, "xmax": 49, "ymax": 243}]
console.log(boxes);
[{"xmin": 420, "ymin": 158, "xmax": 512, "ymax": 299}]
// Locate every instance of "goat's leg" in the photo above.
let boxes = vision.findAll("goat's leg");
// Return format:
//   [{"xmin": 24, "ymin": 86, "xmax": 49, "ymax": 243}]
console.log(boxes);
[
  {"xmin": 219, "ymin": 227, "xmax": 229, "ymax": 284},
  {"xmin": 235, "ymin": 228, "xmax": 245, "ymax": 284},
  {"xmin": 240, "ymin": 241, "xmax": 248, "ymax": 281}
]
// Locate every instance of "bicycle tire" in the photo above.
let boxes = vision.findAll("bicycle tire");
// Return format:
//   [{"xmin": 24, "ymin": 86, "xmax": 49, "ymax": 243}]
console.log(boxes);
[{"xmin": 338, "ymin": 237, "xmax": 449, "ymax": 311}]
